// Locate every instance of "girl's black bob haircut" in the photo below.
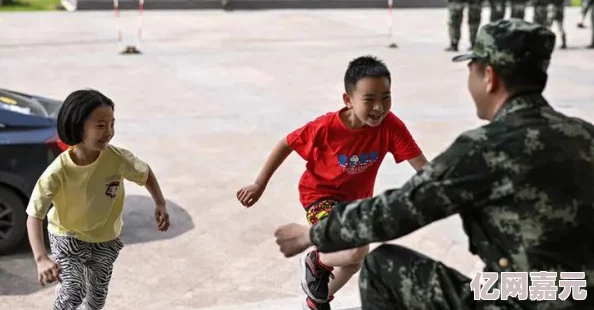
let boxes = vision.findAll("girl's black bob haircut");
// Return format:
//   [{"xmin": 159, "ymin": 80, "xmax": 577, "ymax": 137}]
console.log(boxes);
[{"xmin": 57, "ymin": 89, "xmax": 115, "ymax": 146}]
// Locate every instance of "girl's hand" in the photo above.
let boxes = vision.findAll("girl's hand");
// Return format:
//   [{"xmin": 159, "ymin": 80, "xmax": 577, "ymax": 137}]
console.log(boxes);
[
  {"xmin": 155, "ymin": 204, "xmax": 170, "ymax": 232},
  {"xmin": 36, "ymin": 255, "xmax": 61, "ymax": 286},
  {"xmin": 236, "ymin": 183, "xmax": 265, "ymax": 208}
]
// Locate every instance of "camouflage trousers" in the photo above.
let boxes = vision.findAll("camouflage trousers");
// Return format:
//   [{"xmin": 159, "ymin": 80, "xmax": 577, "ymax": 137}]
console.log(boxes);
[
  {"xmin": 533, "ymin": 0, "xmax": 549, "ymax": 26},
  {"xmin": 447, "ymin": 0, "xmax": 482, "ymax": 47},
  {"xmin": 582, "ymin": 0, "xmax": 593, "ymax": 17},
  {"xmin": 489, "ymin": 0, "xmax": 528, "ymax": 21},
  {"xmin": 582, "ymin": 0, "xmax": 594, "ymax": 44},
  {"xmin": 584, "ymin": 0, "xmax": 594, "ymax": 45},
  {"xmin": 547, "ymin": 0, "xmax": 565, "ymax": 37},
  {"xmin": 590, "ymin": 1, "xmax": 594, "ymax": 47},
  {"xmin": 358, "ymin": 244, "xmax": 523, "ymax": 310},
  {"xmin": 532, "ymin": 0, "xmax": 566, "ymax": 47}
]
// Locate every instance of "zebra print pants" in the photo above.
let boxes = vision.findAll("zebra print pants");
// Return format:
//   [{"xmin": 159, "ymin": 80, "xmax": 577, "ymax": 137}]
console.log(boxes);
[{"xmin": 49, "ymin": 234, "xmax": 124, "ymax": 310}]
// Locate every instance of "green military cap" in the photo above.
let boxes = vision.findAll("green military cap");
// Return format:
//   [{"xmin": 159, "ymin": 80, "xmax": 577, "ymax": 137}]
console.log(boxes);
[{"xmin": 452, "ymin": 18, "xmax": 556, "ymax": 73}]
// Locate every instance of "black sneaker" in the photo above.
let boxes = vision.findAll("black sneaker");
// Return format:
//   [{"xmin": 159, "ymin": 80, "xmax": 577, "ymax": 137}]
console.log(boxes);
[
  {"xmin": 302, "ymin": 296, "xmax": 333, "ymax": 310},
  {"xmin": 445, "ymin": 45, "xmax": 458, "ymax": 52},
  {"xmin": 300, "ymin": 250, "xmax": 334, "ymax": 303}
]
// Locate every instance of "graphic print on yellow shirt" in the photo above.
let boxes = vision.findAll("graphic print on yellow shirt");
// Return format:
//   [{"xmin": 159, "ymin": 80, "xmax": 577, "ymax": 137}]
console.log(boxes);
[{"xmin": 26, "ymin": 144, "xmax": 149, "ymax": 243}]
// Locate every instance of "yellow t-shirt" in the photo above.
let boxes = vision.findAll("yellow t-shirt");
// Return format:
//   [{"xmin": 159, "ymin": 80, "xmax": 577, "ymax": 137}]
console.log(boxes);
[{"xmin": 26, "ymin": 144, "xmax": 149, "ymax": 243}]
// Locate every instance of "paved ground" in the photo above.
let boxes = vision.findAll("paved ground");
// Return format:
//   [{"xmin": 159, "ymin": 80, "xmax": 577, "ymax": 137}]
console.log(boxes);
[{"xmin": 0, "ymin": 7, "xmax": 593, "ymax": 310}]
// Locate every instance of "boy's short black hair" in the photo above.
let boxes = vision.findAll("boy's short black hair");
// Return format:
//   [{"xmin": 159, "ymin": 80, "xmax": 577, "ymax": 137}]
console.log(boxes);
[
  {"xmin": 57, "ymin": 89, "xmax": 115, "ymax": 146},
  {"xmin": 344, "ymin": 55, "xmax": 391, "ymax": 95}
]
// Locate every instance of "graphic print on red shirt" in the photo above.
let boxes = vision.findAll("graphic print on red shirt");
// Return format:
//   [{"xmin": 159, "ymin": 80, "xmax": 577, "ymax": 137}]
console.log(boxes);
[{"xmin": 286, "ymin": 108, "xmax": 422, "ymax": 208}]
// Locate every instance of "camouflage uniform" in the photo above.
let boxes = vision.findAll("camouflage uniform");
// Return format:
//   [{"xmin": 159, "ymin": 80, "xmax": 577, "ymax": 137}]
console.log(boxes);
[
  {"xmin": 221, "ymin": 0, "xmax": 230, "ymax": 10},
  {"xmin": 309, "ymin": 19, "xmax": 594, "ymax": 309},
  {"xmin": 548, "ymin": 0, "xmax": 567, "ymax": 49},
  {"xmin": 510, "ymin": 0, "xmax": 528, "ymax": 19},
  {"xmin": 580, "ymin": 0, "xmax": 592, "ymax": 21},
  {"xmin": 583, "ymin": 0, "xmax": 594, "ymax": 47},
  {"xmin": 488, "ymin": 0, "xmax": 506, "ymax": 21},
  {"xmin": 532, "ymin": 0, "xmax": 549, "ymax": 26},
  {"xmin": 489, "ymin": 0, "xmax": 527, "ymax": 21},
  {"xmin": 588, "ymin": 4, "xmax": 594, "ymax": 48},
  {"xmin": 446, "ymin": 0, "xmax": 483, "ymax": 51}
]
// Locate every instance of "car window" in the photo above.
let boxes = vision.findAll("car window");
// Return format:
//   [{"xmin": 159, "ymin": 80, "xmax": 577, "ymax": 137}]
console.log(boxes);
[{"xmin": 0, "ymin": 91, "xmax": 49, "ymax": 117}]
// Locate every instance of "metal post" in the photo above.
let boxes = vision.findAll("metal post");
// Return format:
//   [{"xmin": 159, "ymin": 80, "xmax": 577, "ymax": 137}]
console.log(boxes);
[{"xmin": 387, "ymin": 0, "xmax": 398, "ymax": 48}]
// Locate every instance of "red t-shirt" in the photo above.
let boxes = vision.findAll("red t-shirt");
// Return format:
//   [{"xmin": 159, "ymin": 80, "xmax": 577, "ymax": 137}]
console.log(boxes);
[{"xmin": 286, "ymin": 108, "xmax": 422, "ymax": 208}]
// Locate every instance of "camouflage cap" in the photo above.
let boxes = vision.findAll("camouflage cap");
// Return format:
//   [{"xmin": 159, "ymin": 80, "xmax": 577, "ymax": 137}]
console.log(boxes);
[{"xmin": 452, "ymin": 18, "xmax": 556, "ymax": 73}]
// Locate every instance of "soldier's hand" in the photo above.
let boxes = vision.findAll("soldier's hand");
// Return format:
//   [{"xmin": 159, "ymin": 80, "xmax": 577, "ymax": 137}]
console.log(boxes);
[{"xmin": 274, "ymin": 223, "xmax": 312, "ymax": 258}]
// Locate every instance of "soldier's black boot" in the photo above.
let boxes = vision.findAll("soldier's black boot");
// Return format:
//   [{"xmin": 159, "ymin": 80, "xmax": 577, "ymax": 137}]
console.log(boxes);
[
  {"xmin": 445, "ymin": 42, "xmax": 458, "ymax": 52},
  {"xmin": 561, "ymin": 34, "xmax": 567, "ymax": 49}
]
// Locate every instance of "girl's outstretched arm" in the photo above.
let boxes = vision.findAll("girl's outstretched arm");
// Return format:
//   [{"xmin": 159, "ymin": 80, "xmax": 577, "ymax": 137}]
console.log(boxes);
[
  {"xmin": 144, "ymin": 167, "xmax": 170, "ymax": 231},
  {"xmin": 145, "ymin": 167, "xmax": 166, "ymax": 206}
]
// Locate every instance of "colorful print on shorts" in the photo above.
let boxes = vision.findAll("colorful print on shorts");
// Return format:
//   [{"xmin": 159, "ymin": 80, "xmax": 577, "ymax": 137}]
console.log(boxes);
[{"xmin": 306, "ymin": 199, "xmax": 338, "ymax": 225}]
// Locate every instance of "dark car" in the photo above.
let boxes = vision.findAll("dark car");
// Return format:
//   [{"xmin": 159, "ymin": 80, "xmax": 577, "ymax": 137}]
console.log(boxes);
[{"xmin": 0, "ymin": 88, "xmax": 68, "ymax": 254}]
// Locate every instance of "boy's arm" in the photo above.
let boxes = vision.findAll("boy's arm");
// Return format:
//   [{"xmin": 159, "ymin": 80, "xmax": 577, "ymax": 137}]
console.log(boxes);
[
  {"xmin": 387, "ymin": 114, "xmax": 426, "ymax": 171},
  {"xmin": 243, "ymin": 118, "xmax": 319, "ymax": 204},
  {"xmin": 254, "ymin": 137, "xmax": 294, "ymax": 187},
  {"xmin": 407, "ymin": 153, "xmax": 428, "ymax": 172}
]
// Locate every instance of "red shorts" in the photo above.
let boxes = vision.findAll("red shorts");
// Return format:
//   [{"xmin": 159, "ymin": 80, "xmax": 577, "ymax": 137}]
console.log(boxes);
[{"xmin": 305, "ymin": 199, "xmax": 339, "ymax": 225}]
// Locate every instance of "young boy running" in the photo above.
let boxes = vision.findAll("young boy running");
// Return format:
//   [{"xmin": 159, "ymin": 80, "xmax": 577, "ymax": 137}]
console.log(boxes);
[{"xmin": 236, "ymin": 55, "xmax": 427, "ymax": 310}]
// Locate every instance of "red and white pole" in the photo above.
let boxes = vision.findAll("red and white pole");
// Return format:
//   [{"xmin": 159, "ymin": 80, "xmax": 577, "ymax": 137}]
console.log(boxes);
[
  {"xmin": 388, "ymin": 0, "xmax": 393, "ymax": 39},
  {"xmin": 113, "ymin": 0, "xmax": 123, "ymax": 50},
  {"xmin": 387, "ymin": 0, "xmax": 397, "ymax": 48},
  {"xmin": 137, "ymin": 0, "xmax": 144, "ymax": 49},
  {"xmin": 113, "ymin": 0, "xmax": 144, "ymax": 53}
]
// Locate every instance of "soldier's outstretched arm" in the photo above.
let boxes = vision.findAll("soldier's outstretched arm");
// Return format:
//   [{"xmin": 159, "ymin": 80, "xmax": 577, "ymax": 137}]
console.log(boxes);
[{"xmin": 310, "ymin": 133, "xmax": 504, "ymax": 253}]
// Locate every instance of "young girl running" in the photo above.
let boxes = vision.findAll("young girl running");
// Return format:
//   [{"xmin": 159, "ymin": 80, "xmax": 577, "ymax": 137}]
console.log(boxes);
[{"xmin": 26, "ymin": 89, "xmax": 170, "ymax": 310}]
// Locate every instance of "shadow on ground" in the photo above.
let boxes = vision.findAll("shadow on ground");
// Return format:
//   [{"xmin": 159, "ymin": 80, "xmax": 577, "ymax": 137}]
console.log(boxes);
[
  {"xmin": 0, "ymin": 195, "xmax": 193, "ymax": 296},
  {"xmin": 119, "ymin": 195, "xmax": 194, "ymax": 245}
]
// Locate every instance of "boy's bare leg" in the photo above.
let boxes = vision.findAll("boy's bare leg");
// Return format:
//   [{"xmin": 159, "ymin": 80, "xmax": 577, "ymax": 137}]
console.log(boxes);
[
  {"xmin": 319, "ymin": 245, "xmax": 369, "ymax": 296},
  {"xmin": 327, "ymin": 263, "xmax": 363, "ymax": 296}
]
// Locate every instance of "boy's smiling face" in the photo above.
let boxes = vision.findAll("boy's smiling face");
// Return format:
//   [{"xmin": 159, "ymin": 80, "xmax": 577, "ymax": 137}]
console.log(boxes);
[{"xmin": 343, "ymin": 77, "xmax": 392, "ymax": 128}]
